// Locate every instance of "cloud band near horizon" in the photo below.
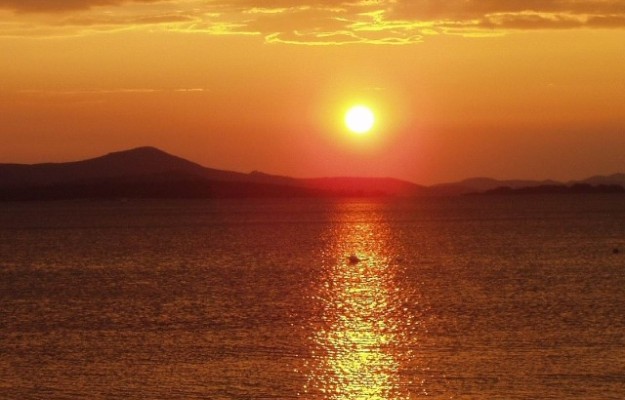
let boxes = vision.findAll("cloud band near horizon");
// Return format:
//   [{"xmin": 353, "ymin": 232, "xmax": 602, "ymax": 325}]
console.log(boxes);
[{"xmin": 2, "ymin": 0, "xmax": 625, "ymax": 42}]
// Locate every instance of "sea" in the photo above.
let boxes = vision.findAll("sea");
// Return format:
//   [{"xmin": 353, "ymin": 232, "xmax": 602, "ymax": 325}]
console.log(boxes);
[{"xmin": 1, "ymin": 196, "xmax": 624, "ymax": 399}]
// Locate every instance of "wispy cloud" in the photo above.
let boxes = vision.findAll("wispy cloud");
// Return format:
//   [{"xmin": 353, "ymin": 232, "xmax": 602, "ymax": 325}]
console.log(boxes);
[
  {"xmin": 17, "ymin": 88, "xmax": 207, "ymax": 95},
  {"xmin": 0, "ymin": 0, "xmax": 161, "ymax": 13},
  {"xmin": 2, "ymin": 0, "xmax": 625, "ymax": 42}
]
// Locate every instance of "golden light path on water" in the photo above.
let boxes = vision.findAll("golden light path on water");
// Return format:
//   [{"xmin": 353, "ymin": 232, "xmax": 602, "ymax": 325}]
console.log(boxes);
[{"xmin": 302, "ymin": 206, "xmax": 422, "ymax": 399}]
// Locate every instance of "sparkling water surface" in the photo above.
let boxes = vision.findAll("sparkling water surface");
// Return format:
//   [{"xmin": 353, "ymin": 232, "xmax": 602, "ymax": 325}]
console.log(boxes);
[{"xmin": 1, "ymin": 196, "xmax": 624, "ymax": 399}]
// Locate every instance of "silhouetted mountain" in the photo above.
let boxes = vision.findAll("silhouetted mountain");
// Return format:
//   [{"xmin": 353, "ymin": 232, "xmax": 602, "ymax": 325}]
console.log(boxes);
[
  {"xmin": 246, "ymin": 172, "xmax": 427, "ymax": 196},
  {"xmin": 0, "ymin": 172, "xmax": 324, "ymax": 201},
  {"xmin": 577, "ymin": 173, "xmax": 625, "ymax": 187},
  {"xmin": 0, "ymin": 146, "xmax": 264, "ymax": 187},
  {"xmin": 304, "ymin": 177, "xmax": 426, "ymax": 197},
  {"xmin": 430, "ymin": 174, "xmax": 625, "ymax": 195},
  {"xmin": 0, "ymin": 147, "xmax": 425, "ymax": 200},
  {"xmin": 479, "ymin": 183, "xmax": 625, "ymax": 195},
  {"xmin": 429, "ymin": 177, "xmax": 561, "ymax": 196},
  {"xmin": 2, "ymin": 146, "xmax": 624, "ymax": 200}
]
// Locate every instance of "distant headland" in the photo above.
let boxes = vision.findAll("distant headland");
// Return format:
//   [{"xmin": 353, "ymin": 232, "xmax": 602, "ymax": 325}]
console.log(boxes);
[{"xmin": 0, "ymin": 146, "xmax": 623, "ymax": 200}]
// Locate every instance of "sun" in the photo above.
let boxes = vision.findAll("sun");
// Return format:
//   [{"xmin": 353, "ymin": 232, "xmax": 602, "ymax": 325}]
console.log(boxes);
[{"xmin": 345, "ymin": 105, "xmax": 375, "ymax": 134}]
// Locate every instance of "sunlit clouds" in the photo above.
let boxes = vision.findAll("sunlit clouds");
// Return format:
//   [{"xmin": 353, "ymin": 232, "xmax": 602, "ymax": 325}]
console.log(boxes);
[{"xmin": 2, "ymin": 0, "xmax": 625, "ymax": 42}]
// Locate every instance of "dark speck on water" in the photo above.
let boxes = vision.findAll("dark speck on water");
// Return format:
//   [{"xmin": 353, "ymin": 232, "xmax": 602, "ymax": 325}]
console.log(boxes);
[{"xmin": 348, "ymin": 254, "xmax": 361, "ymax": 264}]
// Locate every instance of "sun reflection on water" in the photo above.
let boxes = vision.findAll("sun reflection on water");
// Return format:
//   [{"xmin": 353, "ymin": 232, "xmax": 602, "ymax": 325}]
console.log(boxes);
[{"xmin": 303, "ymin": 213, "xmax": 416, "ymax": 399}]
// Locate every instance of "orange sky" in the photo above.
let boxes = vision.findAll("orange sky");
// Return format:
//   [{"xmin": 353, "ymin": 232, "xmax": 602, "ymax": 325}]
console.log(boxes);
[{"xmin": 1, "ymin": 0, "xmax": 625, "ymax": 184}]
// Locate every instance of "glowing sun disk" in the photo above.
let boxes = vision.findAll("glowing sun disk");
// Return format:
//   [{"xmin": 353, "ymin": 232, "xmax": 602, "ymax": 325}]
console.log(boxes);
[{"xmin": 345, "ymin": 105, "xmax": 375, "ymax": 134}]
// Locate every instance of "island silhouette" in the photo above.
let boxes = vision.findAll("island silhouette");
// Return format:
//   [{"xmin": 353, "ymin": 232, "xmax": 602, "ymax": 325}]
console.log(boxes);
[{"xmin": 0, "ymin": 146, "xmax": 624, "ymax": 200}]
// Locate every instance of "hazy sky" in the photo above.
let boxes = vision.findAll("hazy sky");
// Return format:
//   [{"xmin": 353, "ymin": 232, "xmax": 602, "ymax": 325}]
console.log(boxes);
[{"xmin": 1, "ymin": 0, "xmax": 625, "ymax": 184}]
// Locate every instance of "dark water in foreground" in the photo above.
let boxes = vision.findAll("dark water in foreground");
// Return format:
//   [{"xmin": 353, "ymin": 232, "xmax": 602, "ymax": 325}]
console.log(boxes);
[{"xmin": 1, "ymin": 196, "xmax": 624, "ymax": 399}]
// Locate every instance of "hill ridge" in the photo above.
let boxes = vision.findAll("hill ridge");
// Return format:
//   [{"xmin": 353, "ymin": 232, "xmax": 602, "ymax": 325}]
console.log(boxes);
[
  {"xmin": 1, "ymin": 146, "xmax": 624, "ymax": 199},
  {"xmin": 0, "ymin": 146, "xmax": 426, "ymax": 199}
]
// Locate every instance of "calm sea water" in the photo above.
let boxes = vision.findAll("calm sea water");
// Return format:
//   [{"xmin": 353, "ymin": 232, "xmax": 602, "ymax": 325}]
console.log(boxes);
[{"xmin": 1, "ymin": 196, "xmax": 624, "ymax": 399}]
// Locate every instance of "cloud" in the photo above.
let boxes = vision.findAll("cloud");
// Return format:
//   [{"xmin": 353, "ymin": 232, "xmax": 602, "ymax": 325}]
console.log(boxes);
[
  {"xmin": 2, "ymin": 0, "xmax": 625, "ymax": 42},
  {"xmin": 388, "ymin": 0, "xmax": 625, "ymax": 19},
  {"xmin": 61, "ymin": 13, "xmax": 195, "ymax": 26},
  {"xmin": 0, "ymin": 0, "xmax": 161, "ymax": 13},
  {"xmin": 226, "ymin": 0, "xmax": 625, "ymax": 43},
  {"xmin": 17, "ymin": 88, "xmax": 207, "ymax": 96}
]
